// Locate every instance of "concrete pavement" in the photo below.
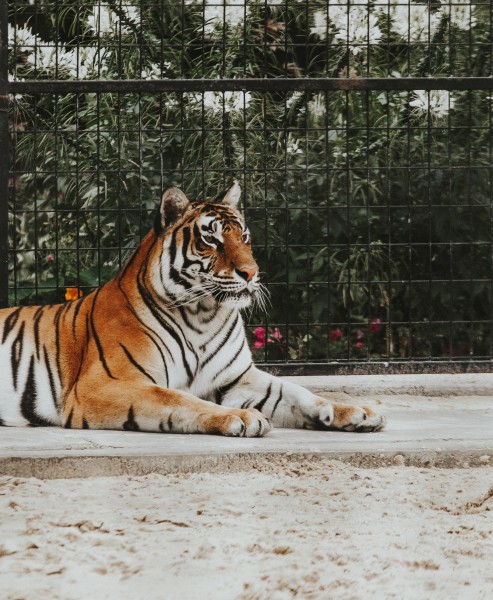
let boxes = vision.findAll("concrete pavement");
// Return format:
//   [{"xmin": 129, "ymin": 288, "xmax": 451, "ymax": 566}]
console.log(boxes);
[{"xmin": 1, "ymin": 374, "xmax": 492, "ymax": 478}]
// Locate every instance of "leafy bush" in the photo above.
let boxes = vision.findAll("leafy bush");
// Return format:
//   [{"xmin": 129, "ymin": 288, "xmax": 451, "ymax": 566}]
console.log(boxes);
[{"xmin": 7, "ymin": 1, "xmax": 491, "ymax": 362}]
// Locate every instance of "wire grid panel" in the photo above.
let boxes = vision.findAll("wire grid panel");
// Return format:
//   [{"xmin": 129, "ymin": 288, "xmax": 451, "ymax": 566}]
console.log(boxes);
[{"xmin": 4, "ymin": 1, "xmax": 493, "ymax": 371}]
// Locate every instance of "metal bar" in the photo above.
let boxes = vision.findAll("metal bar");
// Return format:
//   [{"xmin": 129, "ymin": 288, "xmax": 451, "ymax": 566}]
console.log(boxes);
[
  {"xmin": 260, "ymin": 360, "xmax": 493, "ymax": 377},
  {"xmin": 0, "ymin": 0, "xmax": 9, "ymax": 309},
  {"xmin": 9, "ymin": 77, "xmax": 493, "ymax": 95}
]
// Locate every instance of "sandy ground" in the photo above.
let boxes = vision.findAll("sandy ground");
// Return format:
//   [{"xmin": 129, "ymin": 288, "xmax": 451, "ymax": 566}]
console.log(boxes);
[{"xmin": 0, "ymin": 460, "xmax": 492, "ymax": 600}]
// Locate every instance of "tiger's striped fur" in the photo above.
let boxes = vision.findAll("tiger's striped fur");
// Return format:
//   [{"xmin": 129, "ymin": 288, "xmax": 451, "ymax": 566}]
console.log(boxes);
[{"xmin": 0, "ymin": 182, "xmax": 385, "ymax": 435}]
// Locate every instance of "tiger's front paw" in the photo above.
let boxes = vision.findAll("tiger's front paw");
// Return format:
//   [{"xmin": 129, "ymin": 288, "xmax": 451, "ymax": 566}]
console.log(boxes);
[
  {"xmin": 331, "ymin": 404, "xmax": 386, "ymax": 433},
  {"xmin": 210, "ymin": 408, "xmax": 272, "ymax": 438}
]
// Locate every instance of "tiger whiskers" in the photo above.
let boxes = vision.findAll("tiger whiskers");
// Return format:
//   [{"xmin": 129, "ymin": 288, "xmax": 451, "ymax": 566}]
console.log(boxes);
[
  {"xmin": 229, "ymin": 283, "xmax": 270, "ymax": 323},
  {"xmin": 253, "ymin": 283, "xmax": 271, "ymax": 314},
  {"xmin": 164, "ymin": 270, "xmax": 267, "ymax": 311},
  {"xmin": 166, "ymin": 281, "xmax": 217, "ymax": 309},
  {"xmin": 170, "ymin": 290, "xmax": 216, "ymax": 309}
]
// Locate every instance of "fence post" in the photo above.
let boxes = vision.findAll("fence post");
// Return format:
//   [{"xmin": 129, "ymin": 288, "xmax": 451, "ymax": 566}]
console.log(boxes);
[{"xmin": 0, "ymin": 0, "xmax": 9, "ymax": 308}]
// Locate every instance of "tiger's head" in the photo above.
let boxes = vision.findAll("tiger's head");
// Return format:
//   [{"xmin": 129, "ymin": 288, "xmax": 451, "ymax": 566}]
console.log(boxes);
[{"xmin": 154, "ymin": 180, "xmax": 262, "ymax": 309}]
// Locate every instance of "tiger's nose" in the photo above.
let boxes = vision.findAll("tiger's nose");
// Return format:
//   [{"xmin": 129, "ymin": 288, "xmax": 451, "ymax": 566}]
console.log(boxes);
[{"xmin": 235, "ymin": 266, "xmax": 258, "ymax": 282}]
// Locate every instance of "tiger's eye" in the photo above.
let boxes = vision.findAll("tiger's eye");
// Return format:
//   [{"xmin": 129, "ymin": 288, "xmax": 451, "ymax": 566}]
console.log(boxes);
[{"xmin": 202, "ymin": 234, "xmax": 216, "ymax": 246}]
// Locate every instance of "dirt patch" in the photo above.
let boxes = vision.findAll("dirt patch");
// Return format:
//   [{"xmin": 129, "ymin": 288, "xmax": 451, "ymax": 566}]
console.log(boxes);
[{"xmin": 0, "ymin": 461, "xmax": 492, "ymax": 599}]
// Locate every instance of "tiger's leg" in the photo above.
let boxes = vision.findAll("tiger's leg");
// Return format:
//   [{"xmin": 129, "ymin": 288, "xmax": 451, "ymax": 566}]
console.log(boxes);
[
  {"xmin": 220, "ymin": 366, "xmax": 385, "ymax": 432},
  {"xmin": 62, "ymin": 383, "xmax": 272, "ymax": 437}
]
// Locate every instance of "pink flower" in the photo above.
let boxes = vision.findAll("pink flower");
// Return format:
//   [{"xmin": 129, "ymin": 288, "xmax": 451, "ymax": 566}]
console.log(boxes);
[
  {"xmin": 254, "ymin": 326, "xmax": 266, "ymax": 340},
  {"xmin": 355, "ymin": 341, "xmax": 364, "ymax": 349},
  {"xmin": 356, "ymin": 329, "xmax": 364, "ymax": 339},
  {"xmin": 47, "ymin": 255, "xmax": 54, "ymax": 263},
  {"xmin": 368, "ymin": 318, "xmax": 382, "ymax": 333},
  {"xmin": 270, "ymin": 327, "xmax": 283, "ymax": 342},
  {"xmin": 253, "ymin": 326, "xmax": 285, "ymax": 348},
  {"xmin": 330, "ymin": 328, "xmax": 343, "ymax": 342},
  {"xmin": 253, "ymin": 327, "xmax": 266, "ymax": 349}
]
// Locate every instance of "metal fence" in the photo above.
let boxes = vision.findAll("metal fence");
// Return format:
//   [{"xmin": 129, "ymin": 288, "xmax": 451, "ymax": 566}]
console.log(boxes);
[{"xmin": 2, "ymin": 1, "xmax": 493, "ymax": 374}]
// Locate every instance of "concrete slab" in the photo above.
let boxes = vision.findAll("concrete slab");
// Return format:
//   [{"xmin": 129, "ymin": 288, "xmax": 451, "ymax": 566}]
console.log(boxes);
[
  {"xmin": 0, "ymin": 375, "xmax": 492, "ymax": 478},
  {"xmin": 282, "ymin": 372, "xmax": 493, "ymax": 396}
]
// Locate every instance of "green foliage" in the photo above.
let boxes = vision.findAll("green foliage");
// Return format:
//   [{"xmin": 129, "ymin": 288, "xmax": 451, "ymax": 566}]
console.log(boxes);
[{"xmin": 7, "ymin": 1, "xmax": 492, "ymax": 361}]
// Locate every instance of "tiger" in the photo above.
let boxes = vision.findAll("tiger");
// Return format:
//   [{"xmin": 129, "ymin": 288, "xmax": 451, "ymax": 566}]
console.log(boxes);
[{"xmin": 0, "ymin": 181, "xmax": 385, "ymax": 436}]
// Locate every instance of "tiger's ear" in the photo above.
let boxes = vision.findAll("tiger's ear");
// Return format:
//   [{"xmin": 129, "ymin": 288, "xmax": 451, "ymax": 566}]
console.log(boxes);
[
  {"xmin": 218, "ymin": 179, "xmax": 241, "ymax": 209},
  {"xmin": 155, "ymin": 187, "xmax": 190, "ymax": 233}
]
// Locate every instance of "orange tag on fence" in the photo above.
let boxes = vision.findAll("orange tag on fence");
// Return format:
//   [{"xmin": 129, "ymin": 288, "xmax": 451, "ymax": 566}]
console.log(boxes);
[{"xmin": 65, "ymin": 288, "xmax": 84, "ymax": 301}]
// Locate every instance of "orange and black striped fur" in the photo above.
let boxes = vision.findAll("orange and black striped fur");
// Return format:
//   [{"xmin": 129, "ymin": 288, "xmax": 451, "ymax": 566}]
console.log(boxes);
[{"xmin": 0, "ymin": 182, "xmax": 385, "ymax": 435}]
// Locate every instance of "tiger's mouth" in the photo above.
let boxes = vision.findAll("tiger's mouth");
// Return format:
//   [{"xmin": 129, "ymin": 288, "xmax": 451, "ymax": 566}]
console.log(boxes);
[
  {"xmin": 214, "ymin": 288, "xmax": 251, "ymax": 300},
  {"xmin": 213, "ymin": 288, "xmax": 252, "ymax": 306}
]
